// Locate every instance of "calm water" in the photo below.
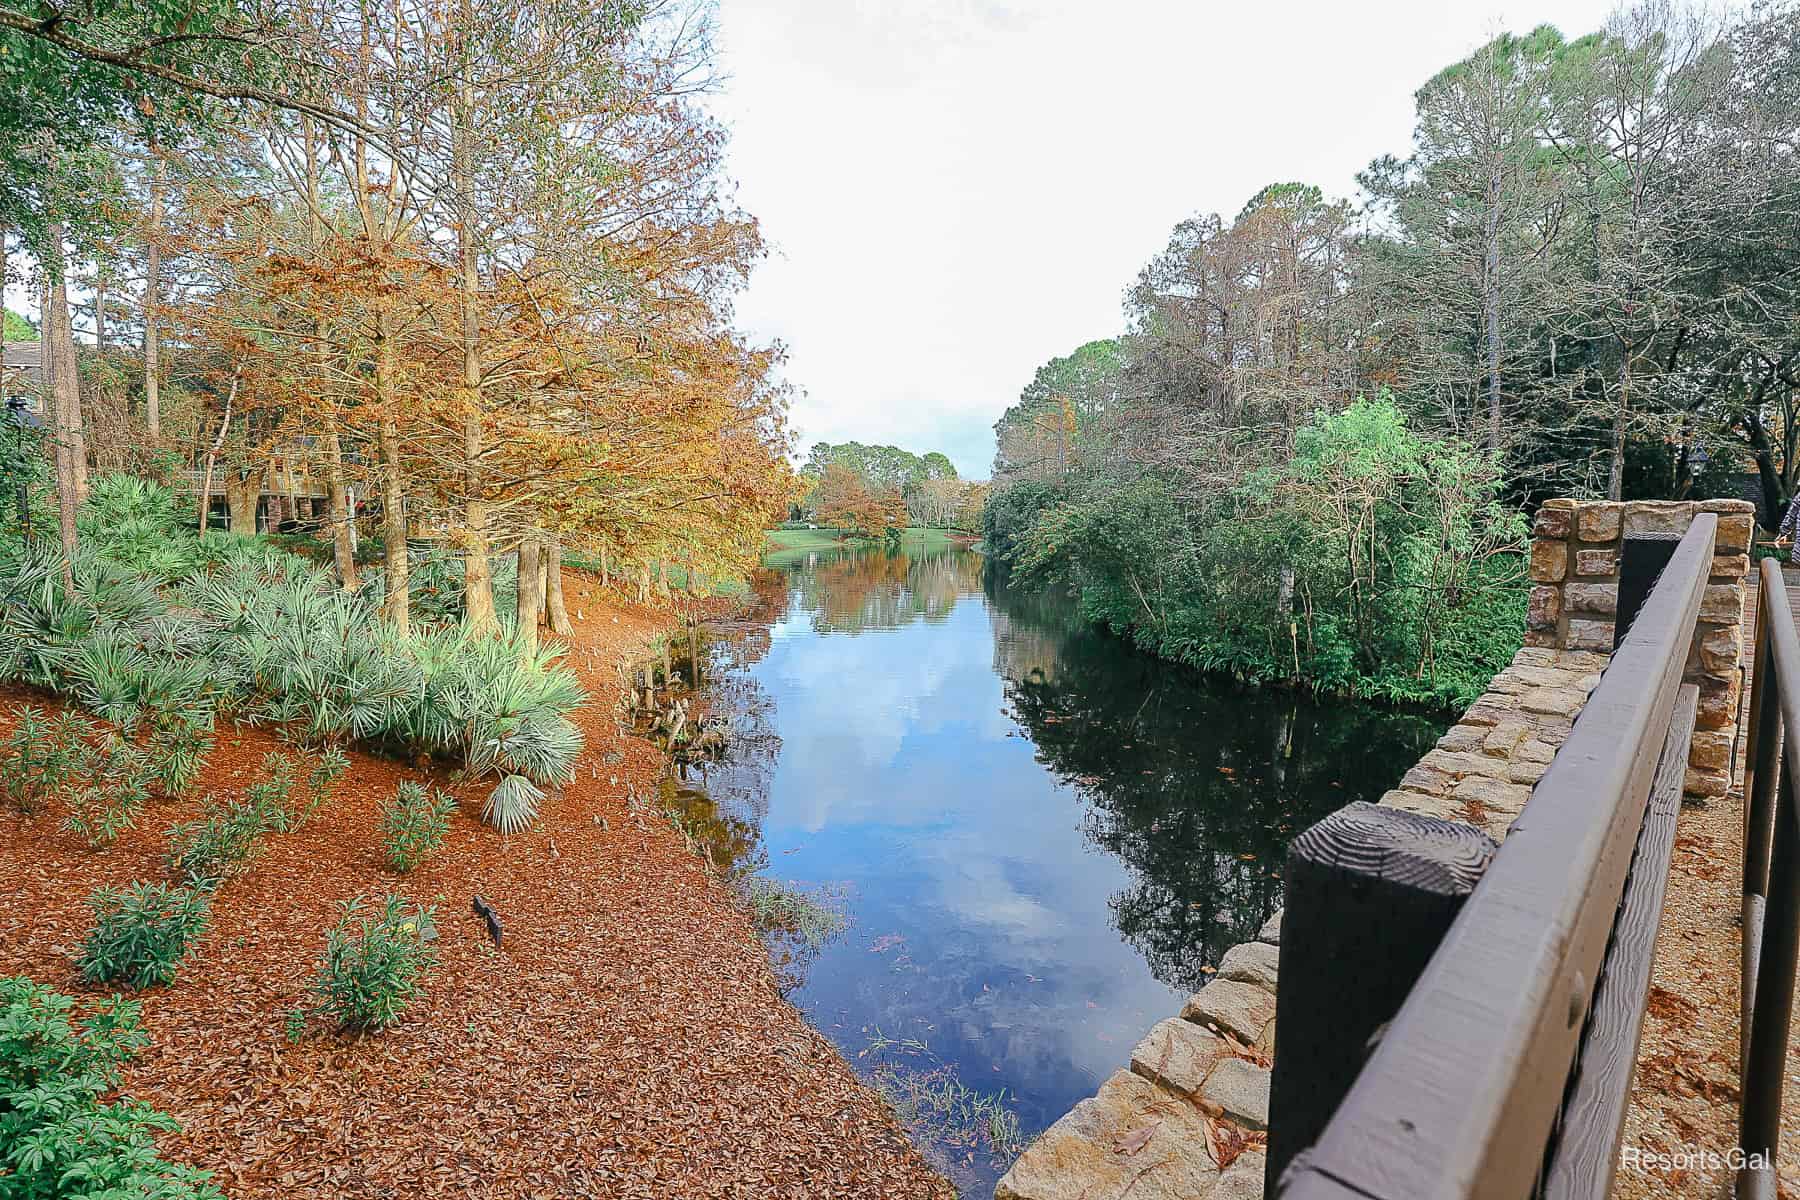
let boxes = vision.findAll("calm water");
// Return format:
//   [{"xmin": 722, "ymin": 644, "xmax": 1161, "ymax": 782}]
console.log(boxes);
[{"xmin": 681, "ymin": 543, "xmax": 1441, "ymax": 1194}]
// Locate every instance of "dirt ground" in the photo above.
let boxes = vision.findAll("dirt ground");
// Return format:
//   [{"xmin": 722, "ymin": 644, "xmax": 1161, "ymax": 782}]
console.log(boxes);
[
  {"xmin": 1616, "ymin": 574, "xmax": 1800, "ymax": 1200},
  {"xmin": 0, "ymin": 570, "xmax": 952, "ymax": 1199}
]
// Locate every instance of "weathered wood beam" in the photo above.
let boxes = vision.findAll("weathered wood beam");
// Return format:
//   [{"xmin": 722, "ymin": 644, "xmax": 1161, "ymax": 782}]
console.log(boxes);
[
  {"xmin": 1268, "ymin": 802, "xmax": 1498, "ymax": 1190},
  {"xmin": 1280, "ymin": 514, "xmax": 1714, "ymax": 1200}
]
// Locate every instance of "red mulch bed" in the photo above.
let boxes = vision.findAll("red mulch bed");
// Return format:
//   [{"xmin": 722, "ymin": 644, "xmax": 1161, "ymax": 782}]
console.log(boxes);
[{"xmin": 0, "ymin": 571, "xmax": 953, "ymax": 1199}]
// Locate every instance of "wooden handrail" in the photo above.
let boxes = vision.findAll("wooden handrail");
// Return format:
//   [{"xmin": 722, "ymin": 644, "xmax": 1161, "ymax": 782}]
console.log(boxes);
[
  {"xmin": 1280, "ymin": 514, "xmax": 1716, "ymax": 1200},
  {"xmin": 1737, "ymin": 557, "xmax": 1800, "ymax": 1199}
]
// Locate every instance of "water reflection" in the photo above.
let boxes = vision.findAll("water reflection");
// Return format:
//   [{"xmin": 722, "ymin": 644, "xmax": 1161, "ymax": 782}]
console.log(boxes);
[{"xmin": 683, "ymin": 544, "xmax": 1441, "ymax": 1196}]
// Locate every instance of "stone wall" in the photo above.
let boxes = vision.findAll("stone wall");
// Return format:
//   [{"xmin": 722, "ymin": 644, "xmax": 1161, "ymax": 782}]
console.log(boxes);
[
  {"xmin": 1525, "ymin": 498, "xmax": 1754, "ymax": 798},
  {"xmin": 995, "ymin": 501, "xmax": 1755, "ymax": 1200}
]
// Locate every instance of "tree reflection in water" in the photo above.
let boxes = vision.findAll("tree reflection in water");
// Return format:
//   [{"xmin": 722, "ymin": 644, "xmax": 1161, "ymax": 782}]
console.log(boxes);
[
  {"xmin": 989, "ymin": 574, "xmax": 1443, "ymax": 990},
  {"xmin": 667, "ymin": 543, "xmax": 1441, "ymax": 1191}
]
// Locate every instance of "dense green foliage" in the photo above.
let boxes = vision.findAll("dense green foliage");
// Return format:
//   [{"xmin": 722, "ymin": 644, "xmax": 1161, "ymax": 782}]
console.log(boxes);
[
  {"xmin": 800, "ymin": 442, "xmax": 957, "ymax": 489},
  {"xmin": 379, "ymin": 782, "xmax": 457, "ymax": 873},
  {"xmin": 291, "ymin": 896, "xmax": 438, "ymax": 1035},
  {"xmin": 0, "ymin": 977, "xmax": 222, "ymax": 1199},
  {"xmin": 1, "ymin": 309, "xmax": 31, "ymax": 341},
  {"xmin": 0, "ymin": 475, "xmax": 583, "ymax": 829},
  {"xmin": 984, "ymin": 7, "xmax": 1800, "ymax": 703},
  {"xmin": 993, "ymin": 397, "xmax": 1525, "ymax": 707},
  {"xmin": 165, "ymin": 792, "xmax": 280, "ymax": 888},
  {"xmin": 0, "ymin": 706, "xmax": 91, "ymax": 813},
  {"xmin": 78, "ymin": 884, "xmax": 211, "ymax": 990}
]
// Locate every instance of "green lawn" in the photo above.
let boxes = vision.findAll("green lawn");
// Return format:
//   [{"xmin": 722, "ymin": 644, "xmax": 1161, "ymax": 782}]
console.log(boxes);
[
  {"xmin": 764, "ymin": 527, "xmax": 850, "ymax": 552},
  {"xmin": 763, "ymin": 526, "xmax": 968, "ymax": 557}
]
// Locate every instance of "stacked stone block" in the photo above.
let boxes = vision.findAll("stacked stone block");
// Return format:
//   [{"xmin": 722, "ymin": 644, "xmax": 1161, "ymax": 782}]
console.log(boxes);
[
  {"xmin": 995, "ymin": 913, "xmax": 1282, "ymax": 1200},
  {"xmin": 1525, "ymin": 498, "xmax": 1753, "ymax": 799}
]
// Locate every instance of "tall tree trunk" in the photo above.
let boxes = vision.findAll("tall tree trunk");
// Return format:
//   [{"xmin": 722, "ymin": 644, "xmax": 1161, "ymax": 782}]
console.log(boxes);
[
  {"xmin": 300, "ymin": 116, "xmax": 357, "ymax": 590},
  {"xmin": 1484, "ymin": 163, "xmax": 1503, "ymax": 451},
  {"xmin": 227, "ymin": 471, "xmax": 258, "ymax": 534},
  {"xmin": 196, "ymin": 365, "xmax": 238, "ymax": 534},
  {"xmin": 375, "ymin": 317, "xmax": 409, "ymax": 635},
  {"xmin": 545, "ymin": 534, "xmax": 572, "ymax": 634},
  {"xmin": 322, "ymin": 421, "xmax": 358, "ymax": 589},
  {"xmin": 452, "ymin": 0, "xmax": 495, "ymax": 634},
  {"xmin": 45, "ymin": 247, "xmax": 87, "ymax": 504},
  {"xmin": 516, "ymin": 534, "xmax": 543, "ymax": 649},
  {"xmin": 144, "ymin": 152, "xmax": 163, "ymax": 442},
  {"xmin": 93, "ymin": 269, "xmax": 107, "ymax": 352},
  {"xmin": 1608, "ymin": 344, "xmax": 1630, "ymax": 502},
  {"xmin": 43, "ymin": 253, "xmax": 79, "ymax": 590}
]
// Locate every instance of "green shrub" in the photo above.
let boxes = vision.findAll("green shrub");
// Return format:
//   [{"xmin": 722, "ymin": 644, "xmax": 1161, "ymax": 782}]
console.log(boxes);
[
  {"xmin": 78, "ymin": 883, "xmax": 211, "ymax": 989},
  {"xmin": 0, "ymin": 475, "xmax": 586, "ymax": 833},
  {"xmin": 300, "ymin": 745, "xmax": 350, "ymax": 824},
  {"xmin": 292, "ymin": 896, "xmax": 438, "ymax": 1034},
  {"xmin": 165, "ymin": 795, "xmax": 274, "ymax": 887},
  {"xmin": 142, "ymin": 720, "xmax": 214, "ymax": 799},
  {"xmin": 60, "ymin": 734, "xmax": 151, "ymax": 848},
  {"xmin": 379, "ymin": 782, "xmax": 456, "ymax": 872},
  {"xmin": 0, "ymin": 706, "xmax": 91, "ymax": 812},
  {"xmin": 0, "ymin": 976, "xmax": 223, "ymax": 1199},
  {"xmin": 244, "ymin": 751, "xmax": 300, "ymax": 833}
]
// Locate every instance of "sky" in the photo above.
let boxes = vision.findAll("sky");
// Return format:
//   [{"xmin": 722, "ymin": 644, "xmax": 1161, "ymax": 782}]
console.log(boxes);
[{"xmin": 706, "ymin": 0, "xmax": 1622, "ymax": 479}]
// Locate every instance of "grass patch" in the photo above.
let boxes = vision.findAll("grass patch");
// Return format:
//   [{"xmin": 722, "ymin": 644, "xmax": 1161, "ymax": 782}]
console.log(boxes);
[
  {"xmin": 872, "ymin": 1061, "xmax": 1025, "ymax": 1183},
  {"xmin": 740, "ymin": 877, "xmax": 848, "ymax": 949},
  {"xmin": 764, "ymin": 527, "xmax": 850, "ymax": 552}
]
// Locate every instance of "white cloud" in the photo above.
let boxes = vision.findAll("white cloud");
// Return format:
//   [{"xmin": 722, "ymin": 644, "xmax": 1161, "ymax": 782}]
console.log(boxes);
[{"xmin": 709, "ymin": 0, "xmax": 1621, "ymax": 477}]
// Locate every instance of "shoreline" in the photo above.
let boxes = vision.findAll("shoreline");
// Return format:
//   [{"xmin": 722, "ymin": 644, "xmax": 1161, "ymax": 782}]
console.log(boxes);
[{"xmin": 0, "ymin": 568, "xmax": 953, "ymax": 1198}]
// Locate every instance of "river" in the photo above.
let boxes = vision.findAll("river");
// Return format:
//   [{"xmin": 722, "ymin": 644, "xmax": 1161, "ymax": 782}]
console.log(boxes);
[{"xmin": 676, "ymin": 541, "xmax": 1443, "ymax": 1195}]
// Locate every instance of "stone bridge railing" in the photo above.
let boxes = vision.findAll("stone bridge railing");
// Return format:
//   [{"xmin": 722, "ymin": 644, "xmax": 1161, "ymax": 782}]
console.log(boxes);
[{"xmin": 994, "ymin": 499, "xmax": 1754, "ymax": 1200}]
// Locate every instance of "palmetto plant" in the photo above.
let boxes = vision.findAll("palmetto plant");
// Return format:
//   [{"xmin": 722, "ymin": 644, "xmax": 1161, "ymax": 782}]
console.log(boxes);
[{"xmin": 2, "ymin": 473, "xmax": 589, "ymax": 835}]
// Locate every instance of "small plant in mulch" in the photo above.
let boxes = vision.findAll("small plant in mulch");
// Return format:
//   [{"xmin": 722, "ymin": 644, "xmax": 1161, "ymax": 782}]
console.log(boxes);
[
  {"xmin": 78, "ymin": 882, "xmax": 211, "ymax": 989},
  {"xmin": 299, "ymin": 746, "xmax": 350, "ymax": 824},
  {"xmin": 0, "ymin": 976, "xmax": 223, "ymax": 1199},
  {"xmin": 243, "ymin": 751, "xmax": 302, "ymax": 832},
  {"xmin": 379, "ymin": 781, "xmax": 456, "ymax": 872},
  {"xmin": 1, "ymin": 706, "xmax": 97, "ymax": 813},
  {"xmin": 141, "ymin": 719, "xmax": 214, "ymax": 800},
  {"xmin": 164, "ymin": 793, "xmax": 277, "ymax": 888},
  {"xmin": 60, "ymin": 734, "xmax": 152, "ymax": 849},
  {"xmin": 288, "ymin": 895, "xmax": 438, "ymax": 1039}
]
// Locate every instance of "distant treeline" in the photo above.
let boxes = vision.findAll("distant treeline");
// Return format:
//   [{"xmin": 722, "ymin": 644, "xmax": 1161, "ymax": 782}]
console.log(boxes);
[
  {"xmin": 985, "ymin": 5, "xmax": 1800, "ymax": 706},
  {"xmin": 795, "ymin": 442, "xmax": 987, "ymax": 538}
]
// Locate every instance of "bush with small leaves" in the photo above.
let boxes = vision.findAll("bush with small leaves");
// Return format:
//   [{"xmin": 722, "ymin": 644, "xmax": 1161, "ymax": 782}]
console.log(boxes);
[
  {"xmin": 0, "ymin": 976, "xmax": 223, "ymax": 1199},
  {"xmin": 298, "ymin": 745, "xmax": 350, "ymax": 825},
  {"xmin": 142, "ymin": 720, "xmax": 213, "ymax": 799},
  {"xmin": 244, "ymin": 751, "xmax": 300, "ymax": 832},
  {"xmin": 379, "ymin": 782, "xmax": 456, "ymax": 872},
  {"xmin": 291, "ymin": 896, "xmax": 438, "ymax": 1035},
  {"xmin": 78, "ymin": 883, "xmax": 211, "ymax": 989},
  {"xmin": 60, "ymin": 734, "xmax": 151, "ymax": 849},
  {"xmin": 164, "ymin": 796, "xmax": 274, "ymax": 888},
  {"xmin": 0, "ymin": 706, "xmax": 91, "ymax": 813}
]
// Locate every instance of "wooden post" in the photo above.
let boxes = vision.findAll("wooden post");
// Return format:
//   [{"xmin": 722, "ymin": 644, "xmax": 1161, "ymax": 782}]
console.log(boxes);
[{"xmin": 1267, "ymin": 802, "xmax": 1497, "ymax": 1189}]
